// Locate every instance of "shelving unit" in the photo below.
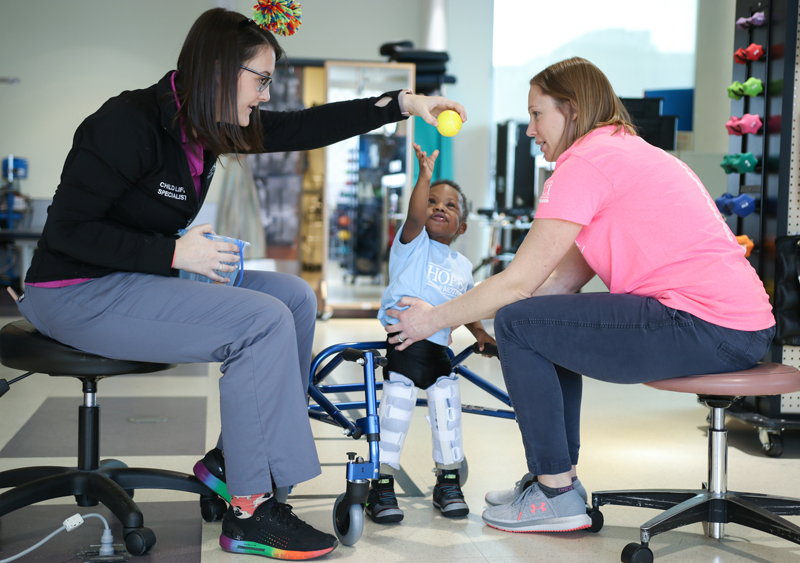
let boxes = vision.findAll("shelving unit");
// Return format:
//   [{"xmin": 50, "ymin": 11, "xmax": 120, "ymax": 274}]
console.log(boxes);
[{"xmin": 724, "ymin": 0, "xmax": 800, "ymax": 455}]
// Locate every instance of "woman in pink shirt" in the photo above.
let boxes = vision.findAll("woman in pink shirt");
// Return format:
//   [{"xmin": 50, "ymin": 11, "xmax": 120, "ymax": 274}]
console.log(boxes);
[{"xmin": 385, "ymin": 57, "xmax": 775, "ymax": 534}]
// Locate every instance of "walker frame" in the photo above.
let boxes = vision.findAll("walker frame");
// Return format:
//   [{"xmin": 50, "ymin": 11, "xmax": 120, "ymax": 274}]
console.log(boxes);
[{"xmin": 305, "ymin": 340, "xmax": 512, "ymax": 545}]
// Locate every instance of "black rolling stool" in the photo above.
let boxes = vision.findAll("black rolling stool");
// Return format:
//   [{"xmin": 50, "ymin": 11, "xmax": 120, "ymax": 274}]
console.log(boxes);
[{"xmin": 0, "ymin": 320, "xmax": 228, "ymax": 556}]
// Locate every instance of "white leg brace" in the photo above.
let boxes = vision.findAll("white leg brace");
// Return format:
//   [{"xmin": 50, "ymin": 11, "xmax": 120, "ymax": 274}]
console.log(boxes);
[
  {"xmin": 425, "ymin": 374, "xmax": 464, "ymax": 468},
  {"xmin": 378, "ymin": 372, "xmax": 419, "ymax": 471}
]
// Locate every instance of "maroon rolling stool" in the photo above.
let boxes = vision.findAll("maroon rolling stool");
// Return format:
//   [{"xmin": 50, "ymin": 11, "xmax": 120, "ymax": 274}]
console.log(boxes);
[{"xmin": 588, "ymin": 362, "xmax": 800, "ymax": 563}]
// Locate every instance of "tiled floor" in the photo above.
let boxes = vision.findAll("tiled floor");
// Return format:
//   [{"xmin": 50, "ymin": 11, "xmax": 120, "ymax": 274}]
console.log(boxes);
[{"xmin": 1, "ymin": 314, "xmax": 799, "ymax": 562}]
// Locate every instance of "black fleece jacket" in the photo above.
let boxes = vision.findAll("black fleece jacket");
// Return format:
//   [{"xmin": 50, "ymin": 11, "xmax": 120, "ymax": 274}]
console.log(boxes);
[{"xmin": 25, "ymin": 71, "xmax": 407, "ymax": 283}]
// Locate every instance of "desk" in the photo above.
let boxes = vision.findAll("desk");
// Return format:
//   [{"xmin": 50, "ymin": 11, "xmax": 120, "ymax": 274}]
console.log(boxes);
[{"xmin": 0, "ymin": 230, "xmax": 41, "ymax": 283}]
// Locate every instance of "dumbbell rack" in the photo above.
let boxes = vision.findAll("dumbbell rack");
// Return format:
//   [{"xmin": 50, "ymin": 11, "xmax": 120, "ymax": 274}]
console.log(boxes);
[{"xmin": 724, "ymin": 0, "xmax": 800, "ymax": 455}]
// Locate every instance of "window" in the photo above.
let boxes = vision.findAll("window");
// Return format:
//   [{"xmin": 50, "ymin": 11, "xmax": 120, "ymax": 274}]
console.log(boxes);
[{"xmin": 493, "ymin": 0, "xmax": 697, "ymax": 124}]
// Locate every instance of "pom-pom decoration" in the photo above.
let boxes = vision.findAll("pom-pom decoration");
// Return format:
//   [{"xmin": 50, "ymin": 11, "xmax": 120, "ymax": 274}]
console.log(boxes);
[{"xmin": 252, "ymin": 0, "xmax": 302, "ymax": 37}]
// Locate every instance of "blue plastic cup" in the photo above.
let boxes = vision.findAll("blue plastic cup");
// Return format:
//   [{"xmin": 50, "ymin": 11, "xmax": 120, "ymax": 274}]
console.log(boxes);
[{"xmin": 177, "ymin": 231, "xmax": 250, "ymax": 287}]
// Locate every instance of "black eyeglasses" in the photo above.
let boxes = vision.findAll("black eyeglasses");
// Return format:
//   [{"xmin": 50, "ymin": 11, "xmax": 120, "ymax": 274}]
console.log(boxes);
[{"xmin": 240, "ymin": 65, "xmax": 273, "ymax": 92}]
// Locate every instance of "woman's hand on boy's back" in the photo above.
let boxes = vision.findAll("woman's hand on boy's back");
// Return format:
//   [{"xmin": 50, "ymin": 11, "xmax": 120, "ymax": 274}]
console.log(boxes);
[{"xmin": 385, "ymin": 296, "xmax": 437, "ymax": 350}]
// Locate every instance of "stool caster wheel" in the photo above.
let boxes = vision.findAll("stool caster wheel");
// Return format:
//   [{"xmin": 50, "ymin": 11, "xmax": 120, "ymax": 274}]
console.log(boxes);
[
  {"xmin": 124, "ymin": 526, "xmax": 156, "ymax": 556},
  {"xmin": 332, "ymin": 492, "xmax": 364, "ymax": 546},
  {"xmin": 200, "ymin": 496, "xmax": 228, "ymax": 522},
  {"xmin": 587, "ymin": 508, "xmax": 604, "ymax": 533},
  {"xmin": 759, "ymin": 429, "xmax": 784, "ymax": 458},
  {"xmin": 99, "ymin": 458, "xmax": 128, "ymax": 469},
  {"xmin": 621, "ymin": 542, "xmax": 653, "ymax": 563}
]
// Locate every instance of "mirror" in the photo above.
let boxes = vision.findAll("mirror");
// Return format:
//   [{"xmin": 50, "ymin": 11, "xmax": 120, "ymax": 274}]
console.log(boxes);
[
  {"xmin": 243, "ymin": 61, "xmax": 415, "ymax": 319},
  {"xmin": 320, "ymin": 61, "xmax": 415, "ymax": 317}
]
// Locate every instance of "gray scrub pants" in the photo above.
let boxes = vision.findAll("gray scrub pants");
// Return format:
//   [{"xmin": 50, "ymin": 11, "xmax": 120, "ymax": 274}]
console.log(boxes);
[{"xmin": 17, "ymin": 270, "xmax": 319, "ymax": 496}]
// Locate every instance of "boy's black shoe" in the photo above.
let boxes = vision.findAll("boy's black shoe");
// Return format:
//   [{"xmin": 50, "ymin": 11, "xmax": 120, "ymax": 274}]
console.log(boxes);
[
  {"xmin": 193, "ymin": 447, "xmax": 230, "ymax": 501},
  {"xmin": 433, "ymin": 469, "xmax": 469, "ymax": 517},
  {"xmin": 365, "ymin": 475, "xmax": 404, "ymax": 523},
  {"xmin": 220, "ymin": 497, "xmax": 337, "ymax": 560}
]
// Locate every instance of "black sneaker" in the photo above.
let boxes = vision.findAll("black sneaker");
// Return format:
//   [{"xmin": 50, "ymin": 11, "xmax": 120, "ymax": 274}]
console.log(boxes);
[
  {"xmin": 193, "ymin": 448, "xmax": 230, "ymax": 502},
  {"xmin": 220, "ymin": 497, "xmax": 337, "ymax": 559},
  {"xmin": 365, "ymin": 475, "xmax": 404, "ymax": 523},
  {"xmin": 433, "ymin": 469, "xmax": 469, "ymax": 517}
]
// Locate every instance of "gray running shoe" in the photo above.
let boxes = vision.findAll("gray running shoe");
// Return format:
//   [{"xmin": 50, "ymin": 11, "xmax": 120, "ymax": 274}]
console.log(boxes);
[
  {"xmin": 482, "ymin": 482, "xmax": 591, "ymax": 533},
  {"xmin": 484, "ymin": 473, "xmax": 588, "ymax": 506}
]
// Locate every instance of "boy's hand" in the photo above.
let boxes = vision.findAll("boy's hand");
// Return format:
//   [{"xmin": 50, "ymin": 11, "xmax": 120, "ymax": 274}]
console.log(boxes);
[
  {"xmin": 463, "ymin": 321, "xmax": 497, "ymax": 357},
  {"xmin": 473, "ymin": 329, "xmax": 497, "ymax": 357},
  {"xmin": 413, "ymin": 143, "xmax": 438, "ymax": 182}
]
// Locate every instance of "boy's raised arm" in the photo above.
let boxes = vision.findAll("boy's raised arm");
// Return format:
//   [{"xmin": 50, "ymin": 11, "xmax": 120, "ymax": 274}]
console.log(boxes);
[{"xmin": 401, "ymin": 143, "xmax": 439, "ymax": 244}]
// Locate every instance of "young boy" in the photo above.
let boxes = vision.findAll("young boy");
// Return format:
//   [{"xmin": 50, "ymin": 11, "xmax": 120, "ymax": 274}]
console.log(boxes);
[{"xmin": 369, "ymin": 143, "xmax": 495, "ymax": 523}]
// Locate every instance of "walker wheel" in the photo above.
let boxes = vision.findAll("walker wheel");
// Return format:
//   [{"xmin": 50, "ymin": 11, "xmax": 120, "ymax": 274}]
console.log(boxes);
[
  {"xmin": 332, "ymin": 492, "xmax": 364, "ymax": 546},
  {"xmin": 621, "ymin": 542, "xmax": 653, "ymax": 563}
]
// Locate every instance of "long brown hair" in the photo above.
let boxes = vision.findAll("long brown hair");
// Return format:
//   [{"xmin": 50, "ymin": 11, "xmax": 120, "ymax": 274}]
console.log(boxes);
[
  {"xmin": 530, "ymin": 57, "xmax": 635, "ymax": 151},
  {"xmin": 174, "ymin": 8, "xmax": 285, "ymax": 155}
]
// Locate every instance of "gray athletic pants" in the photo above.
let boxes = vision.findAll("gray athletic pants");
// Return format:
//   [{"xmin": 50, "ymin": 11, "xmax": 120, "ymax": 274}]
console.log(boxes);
[{"xmin": 17, "ymin": 270, "xmax": 319, "ymax": 496}]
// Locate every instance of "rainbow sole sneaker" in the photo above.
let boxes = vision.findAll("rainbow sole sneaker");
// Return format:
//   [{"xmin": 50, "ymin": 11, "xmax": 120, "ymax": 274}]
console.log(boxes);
[
  {"xmin": 220, "ymin": 498, "xmax": 337, "ymax": 560},
  {"xmin": 193, "ymin": 448, "xmax": 230, "ymax": 502},
  {"xmin": 482, "ymin": 482, "xmax": 591, "ymax": 533}
]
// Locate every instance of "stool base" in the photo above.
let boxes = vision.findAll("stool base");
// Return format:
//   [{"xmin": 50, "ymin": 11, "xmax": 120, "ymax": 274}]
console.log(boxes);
[
  {"xmin": 591, "ymin": 487, "xmax": 800, "ymax": 548},
  {"xmin": 0, "ymin": 463, "xmax": 224, "ymax": 555}
]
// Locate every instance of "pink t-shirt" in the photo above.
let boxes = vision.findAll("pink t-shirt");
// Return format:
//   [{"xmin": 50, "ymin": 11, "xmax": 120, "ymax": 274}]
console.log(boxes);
[{"xmin": 535, "ymin": 125, "xmax": 774, "ymax": 331}]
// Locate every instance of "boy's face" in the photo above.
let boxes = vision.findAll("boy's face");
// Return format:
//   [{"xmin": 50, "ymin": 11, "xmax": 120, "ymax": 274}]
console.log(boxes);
[{"xmin": 426, "ymin": 184, "xmax": 468, "ymax": 245}]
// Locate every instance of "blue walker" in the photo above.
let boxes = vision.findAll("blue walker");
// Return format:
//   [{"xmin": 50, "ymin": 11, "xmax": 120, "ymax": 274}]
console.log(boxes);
[{"xmin": 306, "ymin": 341, "xmax": 513, "ymax": 545}]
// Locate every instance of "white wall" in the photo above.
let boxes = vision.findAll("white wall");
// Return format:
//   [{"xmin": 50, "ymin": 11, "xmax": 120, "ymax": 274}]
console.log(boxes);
[
  {"xmin": 693, "ymin": 0, "xmax": 736, "ymax": 153},
  {"xmin": 445, "ymin": 0, "xmax": 494, "ymax": 267},
  {"xmin": 0, "ymin": 0, "xmax": 429, "ymax": 199},
  {"xmin": 1, "ymin": 0, "xmax": 202, "ymax": 199}
]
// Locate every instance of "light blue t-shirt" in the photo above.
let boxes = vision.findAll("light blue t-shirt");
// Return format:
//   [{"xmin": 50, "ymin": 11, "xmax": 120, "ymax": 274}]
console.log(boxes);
[{"xmin": 378, "ymin": 225, "xmax": 475, "ymax": 346}]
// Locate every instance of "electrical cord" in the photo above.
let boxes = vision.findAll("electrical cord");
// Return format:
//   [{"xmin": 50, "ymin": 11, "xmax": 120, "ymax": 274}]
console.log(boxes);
[{"xmin": 0, "ymin": 512, "xmax": 115, "ymax": 562}]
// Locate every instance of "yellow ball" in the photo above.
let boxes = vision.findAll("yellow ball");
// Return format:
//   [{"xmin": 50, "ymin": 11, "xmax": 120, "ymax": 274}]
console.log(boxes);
[{"xmin": 436, "ymin": 110, "xmax": 462, "ymax": 137}]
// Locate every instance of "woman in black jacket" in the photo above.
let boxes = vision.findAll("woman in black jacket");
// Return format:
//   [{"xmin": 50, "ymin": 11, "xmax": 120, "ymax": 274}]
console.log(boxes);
[{"xmin": 13, "ymin": 8, "xmax": 466, "ymax": 560}]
